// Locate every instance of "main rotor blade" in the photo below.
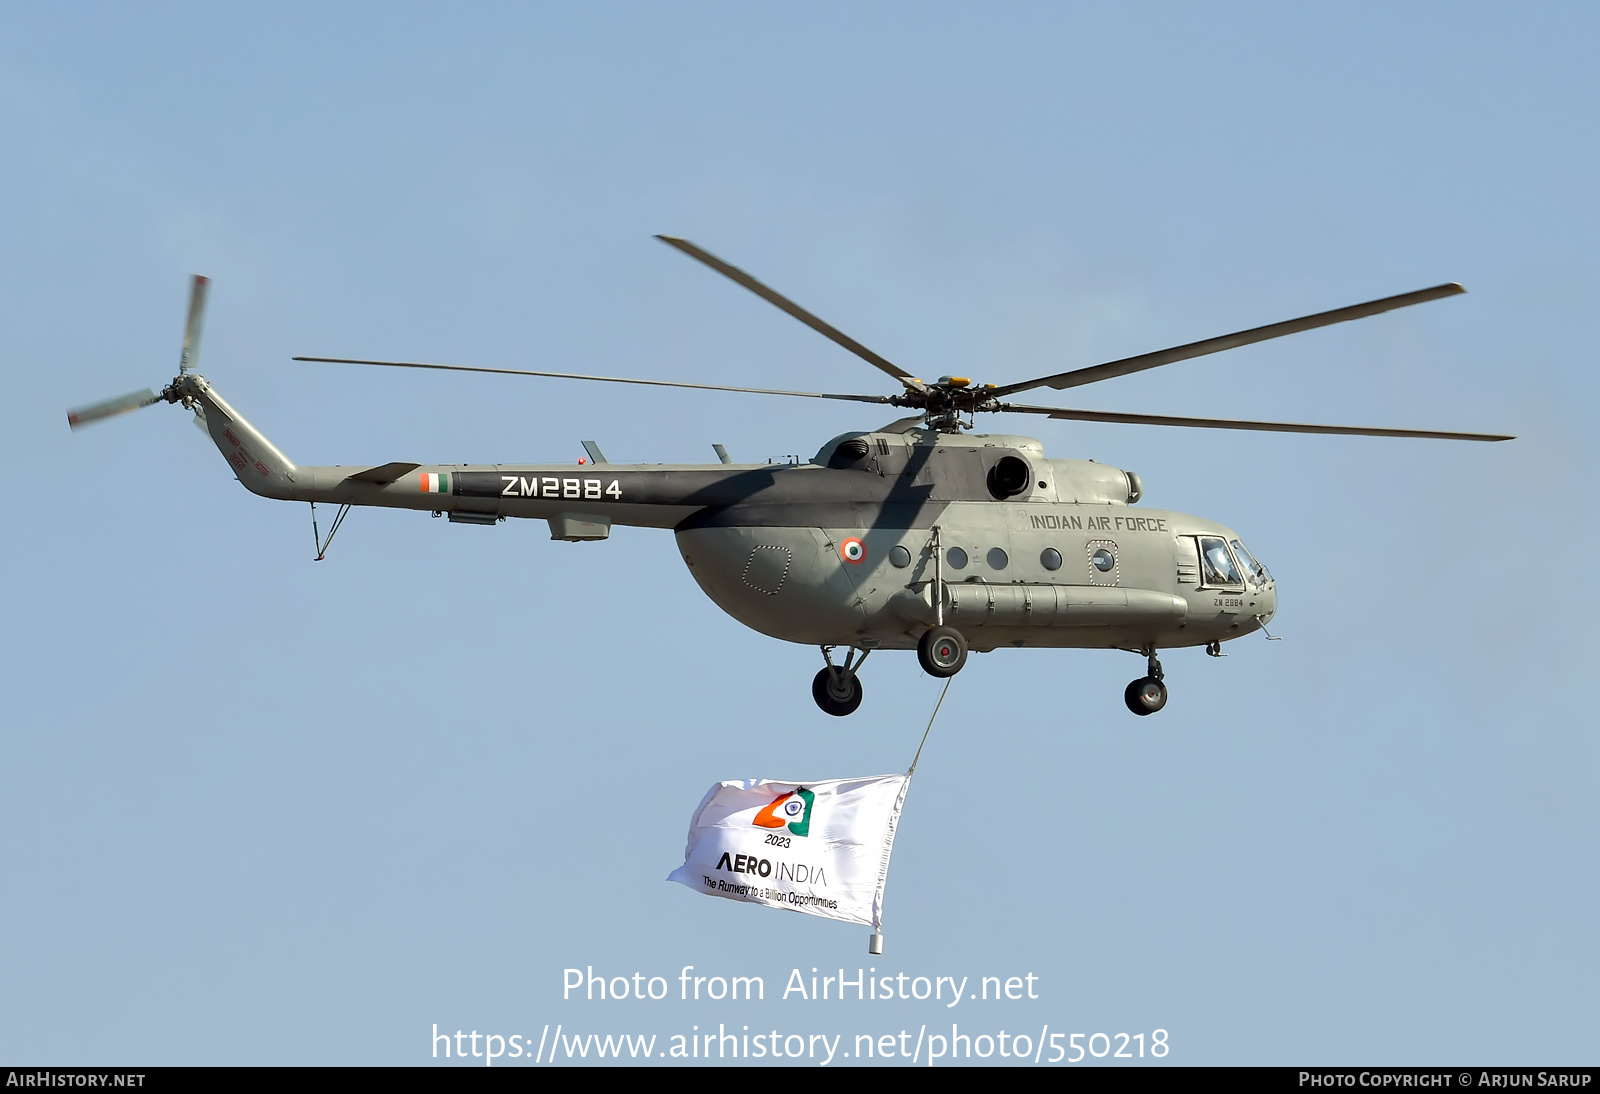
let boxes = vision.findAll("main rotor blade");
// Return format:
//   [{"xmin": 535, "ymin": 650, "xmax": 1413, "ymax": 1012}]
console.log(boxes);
[
  {"xmin": 989, "ymin": 283, "xmax": 1467, "ymax": 398},
  {"xmin": 997, "ymin": 402, "xmax": 1513, "ymax": 441},
  {"xmin": 67, "ymin": 388, "xmax": 161, "ymax": 430},
  {"xmin": 294, "ymin": 357, "xmax": 896, "ymax": 406},
  {"xmin": 178, "ymin": 274, "xmax": 210, "ymax": 374},
  {"xmin": 655, "ymin": 236, "xmax": 923, "ymax": 390}
]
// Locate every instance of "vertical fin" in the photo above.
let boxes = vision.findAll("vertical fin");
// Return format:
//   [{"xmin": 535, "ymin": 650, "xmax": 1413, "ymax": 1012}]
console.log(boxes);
[{"xmin": 186, "ymin": 377, "xmax": 299, "ymax": 499}]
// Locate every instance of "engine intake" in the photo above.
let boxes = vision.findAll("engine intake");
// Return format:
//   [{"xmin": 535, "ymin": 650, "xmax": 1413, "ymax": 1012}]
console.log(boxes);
[
  {"xmin": 827, "ymin": 437, "xmax": 871, "ymax": 468},
  {"xmin": 987, "ymin": 455, "xmax": 1031, "ymax": 499}
]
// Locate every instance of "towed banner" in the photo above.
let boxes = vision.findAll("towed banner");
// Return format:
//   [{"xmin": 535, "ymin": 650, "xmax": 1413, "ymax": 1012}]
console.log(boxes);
[{"xmin": 667, "ymin": 775, "xmax": 910, "ymax": 927}]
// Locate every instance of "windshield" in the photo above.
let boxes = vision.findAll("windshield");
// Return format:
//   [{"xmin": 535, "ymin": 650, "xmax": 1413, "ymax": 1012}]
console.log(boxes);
[
  {"xmin": 1229, "ymin": 539, "xmax": 1270, "ymax": 586},
  {"xmin": 1198, "ymin": 536, "xmax": 1242, "ymax": 586}
]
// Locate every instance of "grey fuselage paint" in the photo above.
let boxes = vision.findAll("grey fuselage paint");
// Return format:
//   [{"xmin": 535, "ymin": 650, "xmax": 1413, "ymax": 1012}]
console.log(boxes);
[{"xmin": 182, "ymin": 374, "xmax": 1277, "ymax": 652}]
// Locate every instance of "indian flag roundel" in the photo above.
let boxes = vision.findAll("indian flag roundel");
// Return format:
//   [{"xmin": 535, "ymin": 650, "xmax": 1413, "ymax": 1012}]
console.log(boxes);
[{"xmin": 840, "ymin": 537, "xmax": 866, "ymax": 563}]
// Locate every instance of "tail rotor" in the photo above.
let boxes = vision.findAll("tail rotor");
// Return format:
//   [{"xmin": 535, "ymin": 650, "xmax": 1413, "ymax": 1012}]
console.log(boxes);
[
  {"xmin": 177, "ymin": 274, "xmax": 209, "ymax": 375},
  {"xmin": 67, "ymin": 388, "xmax": 163, "ymax": 429},
  {"xmin": 66, "ymin": 274, "xmax": 210, "ymax": 430}
]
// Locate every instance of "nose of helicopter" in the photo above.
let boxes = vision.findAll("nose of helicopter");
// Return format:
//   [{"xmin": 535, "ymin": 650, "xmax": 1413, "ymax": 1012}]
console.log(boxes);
[
  {"xmin": 1225, "ymin": 537, "xmax": 1276, "ymax": 629},
  {"xmin": 1256, "ymin": 580, "xmax": 1278, "ymax": 628}
]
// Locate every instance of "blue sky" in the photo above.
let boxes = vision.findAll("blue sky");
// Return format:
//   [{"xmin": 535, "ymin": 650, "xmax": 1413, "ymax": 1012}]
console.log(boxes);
[{"xmin": 1, "ymin": 3, "xmax": 1595, "ymax": 1065}]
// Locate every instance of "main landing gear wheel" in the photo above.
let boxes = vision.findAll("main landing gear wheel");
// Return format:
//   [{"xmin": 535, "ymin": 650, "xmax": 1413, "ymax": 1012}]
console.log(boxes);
[
  {"xmin": 917, "ymin": 625, "xmax": 968, "ymax": 678},
  {"xmin": 1124, "ymin": 645, "xmax": 1168, "ymax": 715},
  {"xmin": 812, "ymin": 667, "xmax": 864, "ymax": 717},
  {"xmin": 1124, "ymin": 677, "xmax": 1167, "ymax": 716}
]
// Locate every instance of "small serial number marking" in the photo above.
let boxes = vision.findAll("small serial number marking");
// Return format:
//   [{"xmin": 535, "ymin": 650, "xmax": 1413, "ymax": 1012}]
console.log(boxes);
[
  {"xmin": 1214, "ymin": 597, "xmax": 1243, "ymax": 607},
  {"xmin": 500, "ymin": 476, "xmax": 621, "ymax": 500}
]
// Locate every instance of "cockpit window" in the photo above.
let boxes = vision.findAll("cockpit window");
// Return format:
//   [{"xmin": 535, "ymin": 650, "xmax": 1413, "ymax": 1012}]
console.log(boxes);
[
  {"xmin": 1198, "ymin": 536, "xmax": 1243, "ymax": 586},
  {"xmin": 1229, "ymin": 539, "xmax": 1269, "ymax": 586}
]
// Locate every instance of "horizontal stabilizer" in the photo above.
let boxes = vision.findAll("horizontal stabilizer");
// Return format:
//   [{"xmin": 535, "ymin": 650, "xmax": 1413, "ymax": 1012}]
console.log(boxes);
[{"xmin": 344, "ymin": 461, "xmax": 422, "ymax": 485}]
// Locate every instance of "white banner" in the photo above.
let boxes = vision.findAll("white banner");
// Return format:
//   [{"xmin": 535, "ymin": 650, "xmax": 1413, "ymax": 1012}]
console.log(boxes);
[{"xmin": 667, "ymin": 775, "xmax": 910, "ymax": 927}]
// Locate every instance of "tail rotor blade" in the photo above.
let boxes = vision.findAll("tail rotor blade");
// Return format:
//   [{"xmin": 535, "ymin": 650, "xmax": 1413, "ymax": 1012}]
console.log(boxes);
[
  {"xmin": 68, "ymin": 275, "xmax": 210, "ymax": 431},
  {"xmin": 67, "ymin": 388, "xmax": 161, "ymax": 430},
  {"xmin": 178, "ymin": 274, "xmax": 210, "ymax": 374}
]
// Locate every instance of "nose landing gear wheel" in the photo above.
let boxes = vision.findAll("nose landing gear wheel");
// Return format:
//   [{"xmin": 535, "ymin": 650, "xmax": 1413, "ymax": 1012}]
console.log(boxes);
[
  {"xmin": 812, "ymin": 667, "xmax": 863, "ymax": 717},
  {"xmin": 1124, "ymin": 676, "xmax": 1168, "ymax": 716},
  {"xmin": 917, "ymin": 625, "xmax": 968, "ymax": 678}
]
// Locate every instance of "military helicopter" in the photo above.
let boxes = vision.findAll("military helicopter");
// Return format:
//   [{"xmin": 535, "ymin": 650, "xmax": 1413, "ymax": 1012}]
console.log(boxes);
[{"xmin": 68, "ymin": 238, "xmax": 1512, "ymax": 717}]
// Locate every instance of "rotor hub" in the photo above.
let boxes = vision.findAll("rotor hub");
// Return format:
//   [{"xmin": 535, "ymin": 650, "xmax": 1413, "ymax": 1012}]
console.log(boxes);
[{"xmin": 889, "ymin": 381, "xmax": 1003, "ymax": 432}]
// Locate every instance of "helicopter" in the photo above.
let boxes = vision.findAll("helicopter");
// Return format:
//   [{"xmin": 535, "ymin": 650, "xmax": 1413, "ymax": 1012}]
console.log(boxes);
[{"xmin": 68, "ymin": 238, "xmax": 1512, "ymax": 717}]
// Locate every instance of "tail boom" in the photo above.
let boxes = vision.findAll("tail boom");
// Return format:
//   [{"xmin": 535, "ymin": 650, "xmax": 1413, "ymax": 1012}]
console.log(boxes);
[{"xmin": 180, "ymin": 374, "xmax": 734, "ymax": 529}]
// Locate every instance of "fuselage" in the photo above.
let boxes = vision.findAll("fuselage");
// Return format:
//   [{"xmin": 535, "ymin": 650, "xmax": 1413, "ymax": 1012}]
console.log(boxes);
[
  {"xmin": 184, "ymin": 374, "xmax": 1276, "ymax": 654},
  {"xmin": 669, "ymin": 432, "xmax": 1278, "ymax": 653}
]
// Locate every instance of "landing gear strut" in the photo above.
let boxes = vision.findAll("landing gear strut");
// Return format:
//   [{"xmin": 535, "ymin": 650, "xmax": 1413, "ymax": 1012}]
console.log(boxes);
[
  {"xmin": 813, "ymin": 646, "xmax": 868, "ymax": 717},
  {"xmin": 1124, "ymin": 647, "xmax": 1168, "ymax": 716},
  {"xmin": 917, "ymin": 625, "xmax": 968, "ymax": 678}
]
